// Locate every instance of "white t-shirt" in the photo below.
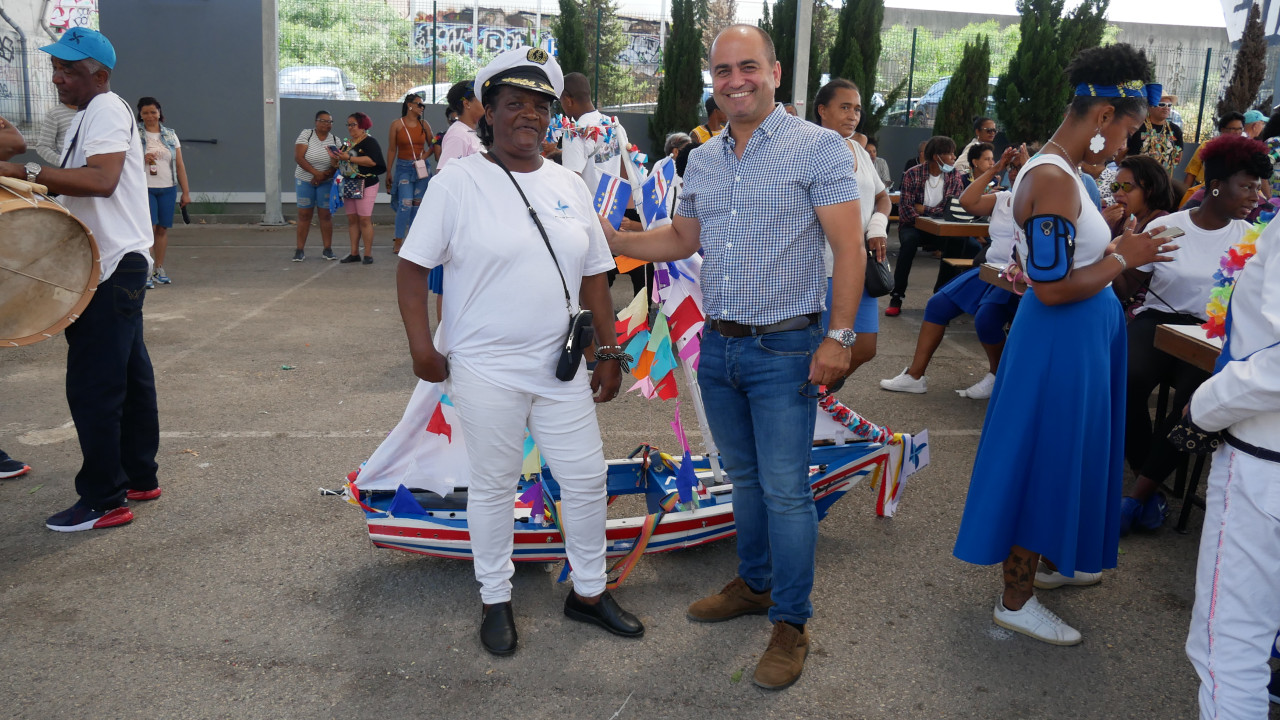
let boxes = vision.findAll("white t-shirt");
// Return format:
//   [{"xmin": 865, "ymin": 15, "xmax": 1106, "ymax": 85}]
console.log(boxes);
[
  {"xmin": 60, "ymin": 92, "xmax": 153, "ymax": 282},
  {"xmin": 437, "ymin": 121, "xmax": 482, "ymax": 171},
  {"xmin": 399, "ymin": 153, "xmax": 615, "ymax": 399},
  {"xmin": 987, "ymin": 190, "xmax": 1016, "ymax": 266},
  {"xmin": 560, "ymin": 109, "xmax": 630, "ymax": 194},
  {"xmin": 144, "ymin": 130, "xmax": 178, "ymax": 188},
  {"xmin": 824, "ymin": 139, "xmax": 884, "ymax": 275},
  {"xmin": 1136, "ymin": 209, "xmax": 1250, "ymax": 319},
  {"xmin": 294, "ymin": 128, "xmax": 339, "ymax": 182},
  {"xmin": 923, "ymin": 172, "xmax": 945, "ymax": 208}
]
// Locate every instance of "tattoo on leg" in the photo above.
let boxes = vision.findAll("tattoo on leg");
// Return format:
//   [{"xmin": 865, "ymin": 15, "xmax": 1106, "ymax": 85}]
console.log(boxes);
[{"xmin": 1001, "ymin": 547, "xmax": 1039, "ymax": 609}]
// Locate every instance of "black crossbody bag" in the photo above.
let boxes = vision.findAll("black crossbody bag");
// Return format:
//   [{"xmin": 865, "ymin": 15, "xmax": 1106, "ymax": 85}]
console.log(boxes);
[{"xmin": 488, "ymin": 153, "xmax": 594, "ymax": 381}]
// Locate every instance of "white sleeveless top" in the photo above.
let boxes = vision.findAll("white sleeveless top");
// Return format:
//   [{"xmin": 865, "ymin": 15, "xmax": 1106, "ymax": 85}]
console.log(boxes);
[
  {"xmin": 1010, "ymin": 153, "xmax": 1113, "ymax": 272},
  {"xmin": 987, "ymin": 190, "xmax": 1016, "ymax": 266}
]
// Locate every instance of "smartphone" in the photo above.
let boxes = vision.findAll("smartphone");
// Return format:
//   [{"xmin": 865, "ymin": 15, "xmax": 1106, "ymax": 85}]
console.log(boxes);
[{"xmin": 1152, "ymin": 226, "xmax": 1185, "ymax": 240}]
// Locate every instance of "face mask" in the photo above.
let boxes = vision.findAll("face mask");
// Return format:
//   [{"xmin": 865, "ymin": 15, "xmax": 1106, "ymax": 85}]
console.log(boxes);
[{"xmin": 940, "ymin": 163, "xmax": 955, "ymax": 174}]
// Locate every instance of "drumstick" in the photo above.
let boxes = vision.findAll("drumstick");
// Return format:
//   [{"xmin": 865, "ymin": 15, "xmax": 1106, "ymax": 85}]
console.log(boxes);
[{"xmin": 0, "ymin": 176, "xmax": 49, "ymax": 196}]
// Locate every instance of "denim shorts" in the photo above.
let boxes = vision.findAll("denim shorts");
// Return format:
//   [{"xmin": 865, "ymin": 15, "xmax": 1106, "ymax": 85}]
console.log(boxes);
[
  {"xmin": 148, "ymin": 185, "xmax": 177, "ymax": 228},
  {"xmin": 295, "ymin": 177, "xmax": 333, "ymax": 210}
]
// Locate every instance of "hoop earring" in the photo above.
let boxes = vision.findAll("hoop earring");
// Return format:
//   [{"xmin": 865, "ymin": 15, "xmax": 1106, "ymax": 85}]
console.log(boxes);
[
  {"xmin": 1089, "ymin": 128, "xmax": 1106, "ymax": 154},
  {"xmin": 1211, "ymin": 188, "xmax": 1220, "ymax": 197}
]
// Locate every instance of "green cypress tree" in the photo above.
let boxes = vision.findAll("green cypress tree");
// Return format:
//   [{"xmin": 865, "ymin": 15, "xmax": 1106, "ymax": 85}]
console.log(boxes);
[
  {"xmin": 581, "ymin": 0, "xmax": 634, "ymax": 106},
  {"xmin": 995, "ymin": 0, "xmax": 1108, "ymax": 145},
  {"xmin": 1217, "ymin": 2, "xmax": 1267, "ymax": 119},
  {"xmin": 759, "ymin": 0, "xmax": 823, "ymax": 112},
  {"xmin": 933, "ymin": 36, "xmax": 991, "ymax": 145},
  {"xmin": 650, "ymin": 0, "xmax": 705, "ymax": 147},
  {"xmin": 828, "ymin": 0, "xmax": 906, "ymax": 137},
  {"xmin": 553, "ymin": 0, "xmax": 589, "ymax": 76}
]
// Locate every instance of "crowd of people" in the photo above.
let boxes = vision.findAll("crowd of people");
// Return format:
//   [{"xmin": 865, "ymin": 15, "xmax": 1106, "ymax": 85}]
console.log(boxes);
[{"xmin": 2, "ymin": 23, "xmax": 1279, "ymax": 717}]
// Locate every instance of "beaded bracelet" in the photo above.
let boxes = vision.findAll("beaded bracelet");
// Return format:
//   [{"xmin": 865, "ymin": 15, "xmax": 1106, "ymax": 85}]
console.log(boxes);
[{"xmin": 594, "ymin": 351, "xmax": 634, "ymax": 374}]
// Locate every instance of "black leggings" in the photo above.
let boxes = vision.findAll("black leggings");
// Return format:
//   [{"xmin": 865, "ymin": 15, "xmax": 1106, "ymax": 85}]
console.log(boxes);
[{"xmin": 1124, "ymin": 310, "xmax": 1211, "ymax": 483}]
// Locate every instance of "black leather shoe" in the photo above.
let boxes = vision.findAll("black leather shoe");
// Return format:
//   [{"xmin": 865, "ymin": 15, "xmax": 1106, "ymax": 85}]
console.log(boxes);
[
  {"xmin": 480, "ymin": 602, "xmax": 517, "ymax": 656},
  {"xmin": 564, "ymin": 591, "xmax": 644, "ymax": 638}
]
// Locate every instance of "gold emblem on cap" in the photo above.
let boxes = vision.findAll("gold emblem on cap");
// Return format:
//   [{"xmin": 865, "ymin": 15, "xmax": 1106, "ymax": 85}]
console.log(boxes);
[{"xmin": 527, "ymin": 47, "xmax": 549, "ymax": 65}]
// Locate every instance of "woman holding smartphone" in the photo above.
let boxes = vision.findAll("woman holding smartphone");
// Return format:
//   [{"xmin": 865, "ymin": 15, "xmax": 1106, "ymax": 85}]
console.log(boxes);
[{"xmin": 1116, "ymin": 134, "xmax": 1272, "ymax": 534}]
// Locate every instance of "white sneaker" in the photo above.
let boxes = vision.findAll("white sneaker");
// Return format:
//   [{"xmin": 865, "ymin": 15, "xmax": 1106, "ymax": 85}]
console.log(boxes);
[
  {"xmin": 1034, "ymin": 561, "xmax": 1102, "ymax": 590},
  {"xmin": 880, "ymin": 368, "xmax": 927, "ymax": 394},
  {"xmin": 993, "ymin": 595, "xmax": 1082, "ymax": 646},
  {"xmin": 957, "ymin": 372, "xmax": 996, "ymax": 399}
]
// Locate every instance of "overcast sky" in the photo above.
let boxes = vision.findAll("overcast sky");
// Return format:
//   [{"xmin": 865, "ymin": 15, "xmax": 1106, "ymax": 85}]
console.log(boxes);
[{"xmin": 614, "ymin": 0, "xmax": 1228, "ymax": 28}]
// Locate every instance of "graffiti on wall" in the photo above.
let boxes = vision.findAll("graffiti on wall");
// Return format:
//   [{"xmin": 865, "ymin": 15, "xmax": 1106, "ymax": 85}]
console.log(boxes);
[
  {"xmin": 415, "ymin": 22, "xmax": 532, "ymax": 58},
  {"xmin": 47, "ymin": 0, "xmax": 98, "ymax": 30},
  {"xmin": 414, "ymin": 21, "xmax": 661, "ymax": 71}
]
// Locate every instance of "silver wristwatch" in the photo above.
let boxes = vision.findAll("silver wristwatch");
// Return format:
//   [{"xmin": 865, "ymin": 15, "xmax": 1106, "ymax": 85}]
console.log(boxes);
[
  {"xmin": 825, "ymin": 328, "xmax": 857, "ymax": 348},
  {"xmin": 24, "ymin": 162, "xmax": 41, "ymax": 183}
]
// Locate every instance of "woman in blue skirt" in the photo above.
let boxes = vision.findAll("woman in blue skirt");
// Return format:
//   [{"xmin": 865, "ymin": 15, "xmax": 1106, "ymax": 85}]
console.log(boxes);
[{"xmin": 953, "ymin": 44, "xmax": 1175, "ymax": 645}]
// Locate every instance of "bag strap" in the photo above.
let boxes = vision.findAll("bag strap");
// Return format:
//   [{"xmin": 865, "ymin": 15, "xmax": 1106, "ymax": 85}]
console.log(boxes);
[
  {"xmin": 487, "ymin": 152, "xmax": 573, "ymax": 315},
  {"xmin": 400, "ymin": 118, "xmax": 421, "ymax": 161}
]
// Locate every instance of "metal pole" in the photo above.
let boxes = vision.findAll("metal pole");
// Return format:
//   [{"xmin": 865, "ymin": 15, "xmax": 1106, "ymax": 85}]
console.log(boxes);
[
  {"xmin": 1195, "ymin": 47, "xmax": 1212, "ymax": 143},
  {"xmin": 472, "ymin": 0, "xmax": 479, "ymax": 59},
  {"xmin": 659, "ymin": 0, "xmax": 667, "ymax": 62},
  {"xmin": 432, "ymin": 1, "xmax": 438, "ymax": 101},
  {"xmin": 536, "ymin": 0, "xmax": 542, "ymax": 46},
  {"xmin": 905, "ymin": 27, "xmax": 917, "ymax": 127},
  {"xmin": 792, "ymin": 0, "xmax": 813, "ymax": 117},
  {"xmin": 261, "ymin": 0, "xmax": 285, "ymax": 226},
  {"xmin": 594, "ymin": 6, "xmax": 602, "ymax": 107}
]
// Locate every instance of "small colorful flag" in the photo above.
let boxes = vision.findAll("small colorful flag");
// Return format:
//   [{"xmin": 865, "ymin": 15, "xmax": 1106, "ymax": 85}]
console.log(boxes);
[
  {"xmin": 594, "ymin": 172, "xmax": 631, "ymax": 229},
  {"xmin": 426, "ymin": 402, "xmax": 452, "ymax": 442},
  {"xmin": 641, "ymin": 158, "xmax": 676, "ymax": 226}
]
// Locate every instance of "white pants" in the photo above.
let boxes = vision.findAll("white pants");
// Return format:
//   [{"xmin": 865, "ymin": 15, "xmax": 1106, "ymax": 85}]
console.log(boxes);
[
  {"xmin": 448, "ymin": 363, "xmax": 608, "ymax": 604},
  {"xmin": 1186, "ymin": 446, "xmax": 1280, "ymax": 719}
]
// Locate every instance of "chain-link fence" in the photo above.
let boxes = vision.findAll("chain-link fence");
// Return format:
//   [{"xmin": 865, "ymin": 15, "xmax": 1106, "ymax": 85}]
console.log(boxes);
[
  {"xmin": 278, "ymin": 0, "xmax": 665, "ymax": 109},
  {"xmin": 0, "ymin": 2, "xmax": 98, "ymax": 137}
]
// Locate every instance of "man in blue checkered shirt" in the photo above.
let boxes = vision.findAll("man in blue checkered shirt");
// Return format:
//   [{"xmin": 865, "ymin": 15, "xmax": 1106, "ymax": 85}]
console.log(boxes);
[{"xmin": 604, "ymin": 24, "xmax": 864, "ymax": 691}]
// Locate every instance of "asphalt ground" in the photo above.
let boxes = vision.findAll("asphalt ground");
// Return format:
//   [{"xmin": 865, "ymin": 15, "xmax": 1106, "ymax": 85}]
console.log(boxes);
[{"xmin": 0, "ymin": 223, "xmax": 1267, "ymax": 719}]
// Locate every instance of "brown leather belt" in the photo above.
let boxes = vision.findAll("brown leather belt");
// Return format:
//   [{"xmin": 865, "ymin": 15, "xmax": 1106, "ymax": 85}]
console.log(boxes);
[{"xmin": 705, "ymin": 313, "xmax": 820, "ymax": 338}]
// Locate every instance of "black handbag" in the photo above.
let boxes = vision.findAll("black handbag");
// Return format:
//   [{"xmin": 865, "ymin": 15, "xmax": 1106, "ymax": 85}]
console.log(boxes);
[
  {"xmin": 864, "ymin": 247, "xmax": 893, "ymax": 298},
  {"xmin": 488, "ymin": 153, "xmax": 594, "ymax": 381}
]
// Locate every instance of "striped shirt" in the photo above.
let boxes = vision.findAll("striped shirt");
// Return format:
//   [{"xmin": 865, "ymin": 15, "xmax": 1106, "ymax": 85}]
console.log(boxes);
[
  {"xmin": 294, "ymin": 128, "xmax": 340, "ymax": 182},
  {"xmin": 677, "ymin": 104, "xmax": 859, "ymax": 325}
]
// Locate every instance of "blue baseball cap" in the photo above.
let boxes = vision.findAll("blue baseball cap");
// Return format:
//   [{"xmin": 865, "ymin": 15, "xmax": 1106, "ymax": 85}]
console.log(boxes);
[
  {"xmin": 1244, "ymin": 109, "xmax": 1267, "ymax": 124},
  {"xmin": 40, "ymin": 27, "xmax": 116, "ymax": 69}
]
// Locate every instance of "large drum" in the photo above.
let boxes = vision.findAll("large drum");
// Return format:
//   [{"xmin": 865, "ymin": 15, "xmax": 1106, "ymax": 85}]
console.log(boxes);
[{"xmin": 0, "ymin": 177, "xmax": 100, "ymax": 347}]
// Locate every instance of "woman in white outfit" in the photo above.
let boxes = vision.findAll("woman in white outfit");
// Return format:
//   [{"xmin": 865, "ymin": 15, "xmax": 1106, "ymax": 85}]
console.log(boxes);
[
  {"xmin": 395, "ymin": 47, "xmax": 642, "ymax": 657},
  {"xmin": 1184, "ymin": 217, "xmax": 1280, "ymax": 719}
]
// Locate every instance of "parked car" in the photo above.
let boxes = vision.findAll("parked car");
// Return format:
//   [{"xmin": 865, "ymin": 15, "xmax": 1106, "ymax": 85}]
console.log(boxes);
[
  {"xmin": 279, "ymin": 66, "xmax": 359, "ymax": 101},
  {"xmin": 911, "ymin": 76, "xmax": 1000, "ymax": 128},
  {"xmin": 403, "ymin": 82, "xmax": 457, "ymax": 105}
]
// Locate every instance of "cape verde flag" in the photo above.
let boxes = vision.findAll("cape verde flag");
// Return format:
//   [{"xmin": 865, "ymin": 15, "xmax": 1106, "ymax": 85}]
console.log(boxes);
[
  {"xmin": 640, "ymin": 157, "xmax": 676, "ymax": 226},
  {"xmin": 594, "ymin": 172, "xmax": 631, "ymax": 229}
]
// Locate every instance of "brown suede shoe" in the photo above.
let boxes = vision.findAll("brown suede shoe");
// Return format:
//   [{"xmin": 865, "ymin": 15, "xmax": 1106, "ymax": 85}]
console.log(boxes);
[
  {"xmin": 686, "ymin": 577, "xmax": 774, "ymax": 622},
  {"xmin": 752, "ymin": 621, "xmax": 810, "ymax": 690}
]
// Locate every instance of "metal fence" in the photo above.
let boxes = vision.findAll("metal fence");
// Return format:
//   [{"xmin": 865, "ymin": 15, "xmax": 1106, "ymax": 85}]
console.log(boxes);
[{"xmin": 278, "ymin": 0, "xmax": 666, "ymax": 108}]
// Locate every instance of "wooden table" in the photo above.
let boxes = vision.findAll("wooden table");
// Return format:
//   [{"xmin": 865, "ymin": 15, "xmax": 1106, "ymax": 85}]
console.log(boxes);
[
  {"xmin": 978, "ymin": 262, "xmax": 1027, "ymax": 294},
  {"xmin": 1154, "ymin": 323, "xmax": 1222, "ymax": 374},
  {"xmin": 915, "ymin": 217, "xmax": 990, "ymax": 237},
  {"xmin": 1153, "ymin": 323, "xmax": 1223, "ymax": 532},
  {"xmin": 888, "ymin": 192, "xmax": 901, "ymax": 222}
]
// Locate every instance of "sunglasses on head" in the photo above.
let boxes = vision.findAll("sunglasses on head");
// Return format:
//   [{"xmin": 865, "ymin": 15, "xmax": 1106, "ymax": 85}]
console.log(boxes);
[{"xmin": 1110, "ymin": 181, "xmax": 1136, "ymax": 193}]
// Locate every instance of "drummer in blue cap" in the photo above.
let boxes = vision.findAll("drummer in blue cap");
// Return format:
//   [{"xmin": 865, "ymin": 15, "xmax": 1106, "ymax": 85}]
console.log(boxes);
[{"xmin": 0, "ymin": 28, "xmax": 162, "ymax": 532}]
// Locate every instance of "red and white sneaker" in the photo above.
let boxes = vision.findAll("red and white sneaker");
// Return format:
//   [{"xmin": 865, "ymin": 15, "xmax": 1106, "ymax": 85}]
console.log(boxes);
[
  {"xmin": 126, "ymin": 488, "xmax": 162, "ymax": 501},
  {"xmin": 46, "ymin": 502, "xmax": 134, "ymax": 532}
]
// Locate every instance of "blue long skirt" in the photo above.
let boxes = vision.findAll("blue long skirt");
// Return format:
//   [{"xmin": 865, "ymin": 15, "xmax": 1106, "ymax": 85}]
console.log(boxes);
[{"xmin": 953, "ymin": 288, "xmax": 1127, "ymax": 575}]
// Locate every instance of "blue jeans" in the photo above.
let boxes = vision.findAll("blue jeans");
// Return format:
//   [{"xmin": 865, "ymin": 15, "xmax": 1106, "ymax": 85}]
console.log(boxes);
[
  {"xmin": 698, "ymin": 323, "xmax": 822, "ymax": 624},
  {"xmin": 64, "ymin": 252, "xmax": 159, "ymax": 508},
  {"xmin": 393, "ymin": 158, "xmax": 430, "ymax": 238}
]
